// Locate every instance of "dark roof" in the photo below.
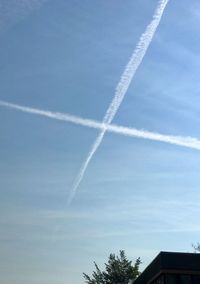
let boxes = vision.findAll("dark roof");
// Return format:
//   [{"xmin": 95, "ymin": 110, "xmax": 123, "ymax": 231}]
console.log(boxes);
[{"xmin": 134, "ymin": 251, "xmax": 200, "ymax": 284}]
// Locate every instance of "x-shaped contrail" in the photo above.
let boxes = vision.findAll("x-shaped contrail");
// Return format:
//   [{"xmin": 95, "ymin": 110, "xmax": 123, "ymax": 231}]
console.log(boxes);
[{"xmin": 0, "ymin": 1, "xmax": 173, "ymax": 205}]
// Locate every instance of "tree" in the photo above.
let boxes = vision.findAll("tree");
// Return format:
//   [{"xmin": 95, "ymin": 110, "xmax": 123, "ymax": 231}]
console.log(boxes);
[
  {"xmin": 192, "ymin": 243, "xmax": 200, "ymax": 252},
  {"xmin": 83, "ymin": 250, "xmax": 141, "ymax": 284}
]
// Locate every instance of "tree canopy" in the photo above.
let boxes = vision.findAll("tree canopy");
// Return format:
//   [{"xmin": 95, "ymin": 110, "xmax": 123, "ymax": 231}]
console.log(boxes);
[
  {"xmin": 192, "ymin": 243, "xmax": 200, "ymax": 252},
  {"xmin": 83, "ymin": 250, "xmax": 141, "ymax": 284}
]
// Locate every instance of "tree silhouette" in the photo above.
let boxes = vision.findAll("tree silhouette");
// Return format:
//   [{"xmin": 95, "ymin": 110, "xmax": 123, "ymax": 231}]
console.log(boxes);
[{"xmin": 83, "ymin": 250, "xmax": 141, "ymax": 284}]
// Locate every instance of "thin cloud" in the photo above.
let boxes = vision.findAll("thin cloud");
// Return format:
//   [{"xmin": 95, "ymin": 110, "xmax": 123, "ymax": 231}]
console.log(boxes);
[{"xmin": 0, "ymin": 0, "xmax": 48, "ymax": 34}]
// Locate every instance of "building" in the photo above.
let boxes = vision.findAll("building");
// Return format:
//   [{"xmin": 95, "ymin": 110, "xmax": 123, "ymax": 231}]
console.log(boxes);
[{"xmin": 134, "ymin": 251, "xmax": 200, "ymax": 284}]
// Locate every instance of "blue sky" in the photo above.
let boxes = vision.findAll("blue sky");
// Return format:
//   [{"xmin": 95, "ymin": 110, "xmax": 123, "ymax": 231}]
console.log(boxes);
[{"xmin": 1, "ymin": 0, "xmax": 200, "ymax": 283}]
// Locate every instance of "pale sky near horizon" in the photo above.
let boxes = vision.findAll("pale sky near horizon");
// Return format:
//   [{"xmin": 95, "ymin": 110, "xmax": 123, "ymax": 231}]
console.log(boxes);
[{"xmin": 1, "ymin": 1, "xmax": 200, "ymax": 283}]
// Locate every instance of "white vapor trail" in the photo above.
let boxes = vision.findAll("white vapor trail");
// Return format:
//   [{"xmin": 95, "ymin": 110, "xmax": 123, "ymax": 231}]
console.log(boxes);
[
  {"xmin": 1, "ymin": 100, "xmax": 200, "ymax": 152},
  {"xmin": 0, "ymin": 100, "xmax": 102, "ymax": 129},
  {"xmin": 1, "ymin": 100, "xmax": 200, "ymax": 151},
  {"xmin": 68, "ymin": 0, "xmax": 169, "ymax": 205}
]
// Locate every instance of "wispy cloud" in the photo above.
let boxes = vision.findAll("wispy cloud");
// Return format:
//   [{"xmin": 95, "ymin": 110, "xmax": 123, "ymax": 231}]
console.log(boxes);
[
  {"xmin": 0, "ymin": 0, "xmax": 48, "ymax": 34},
  {"xmin": 68, "ymin": 0, "xmax": 169, "ymax": 205},
  {"xmin": 2, "ymin": 197, "xmax": 200, "ymax": 244},
  {"xmin": 189, "ymin": 2, "xmax": 200, "ymax": 21}
]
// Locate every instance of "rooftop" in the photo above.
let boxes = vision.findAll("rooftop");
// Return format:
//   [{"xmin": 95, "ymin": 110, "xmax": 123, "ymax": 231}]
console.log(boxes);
[{"xmin": 134, "ymin": 251, "xmax": 200, "ymax": 284}]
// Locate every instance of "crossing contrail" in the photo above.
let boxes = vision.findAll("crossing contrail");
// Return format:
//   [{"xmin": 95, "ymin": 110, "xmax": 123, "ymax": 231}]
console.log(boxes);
[
  {"xmin": 0, "ymin": 99, "xmax": 200, "ymax": 153},
  {"xmin": 68, "ymin": 0, "xmax": 169, "ymax": 205}
]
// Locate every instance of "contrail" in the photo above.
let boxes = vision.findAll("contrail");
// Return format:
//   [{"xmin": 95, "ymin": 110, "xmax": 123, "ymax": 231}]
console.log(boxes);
[
  {"xmin": 68, "ymin": 0, "xmax": 169, "ymax": 205},
  {"xmin": 1, "ymin": 100, "xmax": 200, "ymax": 152},
  {"xmin": 0, "ymin": 100, "xmax": 102, "ymax": 129}
]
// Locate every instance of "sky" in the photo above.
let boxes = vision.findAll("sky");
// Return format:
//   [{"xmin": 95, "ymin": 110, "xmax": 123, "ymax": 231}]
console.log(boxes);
[{"xmin": 1, "ymin": 0, "xmax": 200, "ymax": 283}]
